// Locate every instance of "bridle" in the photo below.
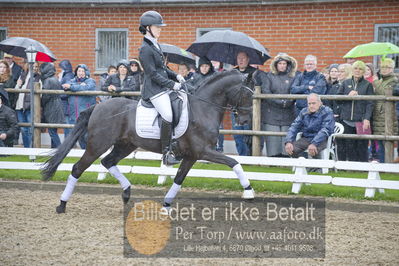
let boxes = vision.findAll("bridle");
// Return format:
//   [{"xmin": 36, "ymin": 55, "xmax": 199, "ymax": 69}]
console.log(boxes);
[
  {"xmin": 182, "ymin": 82, "xmax": 253, "ymax": 114},
  {"xmin": 229, "ymin": 84, "xmax": 254, "ymax": 116}
]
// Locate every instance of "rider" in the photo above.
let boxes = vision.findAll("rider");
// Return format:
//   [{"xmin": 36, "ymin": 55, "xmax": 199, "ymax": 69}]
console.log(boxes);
[{"xmin": 138, "ymin": 10, "xmax": 185, "ymax": 165}]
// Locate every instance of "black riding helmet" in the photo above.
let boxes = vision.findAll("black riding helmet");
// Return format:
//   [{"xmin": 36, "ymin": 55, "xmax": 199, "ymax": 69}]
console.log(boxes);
[{"xmin": 138, "ymin": 10, "xmax": 166, "ymax": 35}]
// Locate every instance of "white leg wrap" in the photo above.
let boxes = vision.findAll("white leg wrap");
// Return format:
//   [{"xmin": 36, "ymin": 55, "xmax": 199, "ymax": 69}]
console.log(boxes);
[
  {"xmin": 233, "ymin": 164, "xmax": 250, "ymax": 188},
  {"xmin": 60, "ymin": 175, "xmax": 78, "ymax": 202},
  {"xmin": 164, "ymin": 183, "xmax": 181, "ymax": 204},
  {"xmin": 108, "ymin": 166, "xmax": 131, "ymax": 190}
]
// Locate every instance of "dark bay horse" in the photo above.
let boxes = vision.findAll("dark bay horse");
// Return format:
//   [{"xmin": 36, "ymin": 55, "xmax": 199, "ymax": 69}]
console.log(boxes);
[{"xmin": 42, "ymin": 70, "xmax": 255, "ymax": 213}]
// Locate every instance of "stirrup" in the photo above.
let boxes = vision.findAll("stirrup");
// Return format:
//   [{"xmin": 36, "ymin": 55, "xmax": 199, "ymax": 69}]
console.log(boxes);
[{"xmin": 162, "ymin": 151, "xmax": 181, "ymax": 166}]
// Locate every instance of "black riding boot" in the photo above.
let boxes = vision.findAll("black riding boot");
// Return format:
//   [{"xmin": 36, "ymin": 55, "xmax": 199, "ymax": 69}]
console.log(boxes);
[{"xmin": 161, "ymin": 119, "xmax": 181, "ymax": 165}]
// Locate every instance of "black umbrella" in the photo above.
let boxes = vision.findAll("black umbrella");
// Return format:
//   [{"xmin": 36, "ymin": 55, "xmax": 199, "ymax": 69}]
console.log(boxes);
[
  {"xmin": 0, "ymin": 37, "xmax": 56, "ymax": 62},
  {"xmin": 160, "ymin": 43, "xmax": 195, "ymax": 65},
  {"xmin": 187, "ymin": 30, "xmax": 270, "ymax": 65}
]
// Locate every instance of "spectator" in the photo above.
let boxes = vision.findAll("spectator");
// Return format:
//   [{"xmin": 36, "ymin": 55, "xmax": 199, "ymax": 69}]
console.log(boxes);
[
  {"xmin": 40, "ymin": 62, "xmax": 65, "ymax": 148},
  {"xmin": 58, "ymin": 60, "xmax": 74, "ymax": 138},
  {"xmin": 321, "ymin": 66, "xmax": 330, "ymax": 81},
  {"xmin": 188, "ymin": 57, "xmax": 215, "ymax": 92},
  {"xmin": 177, "ymin": 62, "xmax": 194, "ymax": 81},
  {"xmin": 338, "ymin": 60, "xmax": 374, "ymax": 162},
  {"xmin": 129, "ymin": 58, "xmax": 144, "ymax": 92},
  {"xmin": 0, "ymin": 60, "xmax": 16, "ymax": 108},
  {"xmin": 365, "ymin": 63, "xmax": 378, "ymax": 84},
  {"xmin": 372, "ymin": 58, "xmax": 398, "ymax": 163},
  {"xmin": 291, "ymin": 55, "xmax": 327, "ymax": 115},
  {"xmin": 284, "ymin": 93, "xmax": 334, "ymax": 159},
  {"xmin": 63, "ymin": 64, "xmax": 96, "ymax": 149},
  {"xmin": 364, "ymin": 62, "xmax": 379, "ymax": 161},
  {"xmin": 338, "ymin": 63, "xmax": 352, "ymax": 82},
  {"xmin": 0, "ymin": 87, "xmax": 18, "ymax": 147},
  {"xmin": 102, "ymin": 59, "xmax": 138, "ymax": 100},
  {"xmin": 261, "ymin": 53, "xmax": 297, "ymax": 157},
  {"xmin": 335, "ymin": 63, "xmax": 353, "ymax": 160},
  {"xmin": 212, "ymin": 61, "xmax": 225, "ymax": 72},
  {"xmin": 324, "ymin": 64, "xmax": 340, "ymax": 117},
  {"xmin": 232, "ymin": 51, "xmax": 260, "ymax": 156},
  {"xmin": 14, "ymin": 62, "xmax": 40, "ymax": 147},
  {"xmin": 98, "ymin": 65, "xmax": 117, "ymax": 103},
  {"xmin": 3, "ymin": 53, "xmax": 22, "ymax": 84}
]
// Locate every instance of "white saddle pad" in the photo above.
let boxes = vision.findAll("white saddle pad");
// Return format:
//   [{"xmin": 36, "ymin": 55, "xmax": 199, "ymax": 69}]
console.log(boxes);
[{"xmin": 135, "ymin": 91, "xmax": 189, "ymax": 139}]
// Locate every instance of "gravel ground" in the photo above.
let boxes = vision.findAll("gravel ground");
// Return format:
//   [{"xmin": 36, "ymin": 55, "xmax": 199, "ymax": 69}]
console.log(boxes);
[{"xmin": 0, "ymin": 184, "xmax": 398, "ymax": 265}]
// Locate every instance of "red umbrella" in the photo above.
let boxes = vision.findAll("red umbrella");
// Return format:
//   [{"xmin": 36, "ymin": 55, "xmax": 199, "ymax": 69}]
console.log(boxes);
[{"xmin": 0, "ymin": 37, "xmax": 56, "ymax": 62}]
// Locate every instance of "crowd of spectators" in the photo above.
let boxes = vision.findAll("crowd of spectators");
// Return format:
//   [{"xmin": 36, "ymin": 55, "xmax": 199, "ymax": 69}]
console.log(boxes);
[{"xmin": 1, "ymin": 50, "xmax": 398, "ymax": 163}]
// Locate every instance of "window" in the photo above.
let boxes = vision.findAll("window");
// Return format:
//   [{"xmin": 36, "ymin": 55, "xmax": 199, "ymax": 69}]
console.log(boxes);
[
  {"xmin": 374, "ymin": 24, "xmax": 399, "ymax": 71},
  {"xmin": 95, "ymin": 28, "xmax": 128, "ymax": 72},
  {"xmin": 0, "ymin": 27, "xmax": 7, "ymax": 59}
]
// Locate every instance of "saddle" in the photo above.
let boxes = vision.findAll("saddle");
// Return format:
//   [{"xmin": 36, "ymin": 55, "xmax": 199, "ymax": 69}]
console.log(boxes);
[
  {"xmin": 141, "ymin": 91, "xmax": 183, "ymax": 130},
  {"xmin": 135, "ymin": 91, "xmax": 189, "ymax": 140}
]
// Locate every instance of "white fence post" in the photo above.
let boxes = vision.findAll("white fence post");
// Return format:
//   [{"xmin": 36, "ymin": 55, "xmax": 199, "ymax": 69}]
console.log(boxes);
[
  {"xmin": 291, "ymin": 157, "xmax": 308, "ymax": 194},
  {"xmin": 157, "ymin": 161, "xmax": 173, "ymax": 184},
  {"xmin": 365, "ymin": 162, "xmax": 385, "ymax": 198}
]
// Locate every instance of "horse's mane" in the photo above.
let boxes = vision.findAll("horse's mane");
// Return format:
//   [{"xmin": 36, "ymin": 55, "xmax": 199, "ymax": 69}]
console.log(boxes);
[{"xmin": 195, "ymin": 69, "xmax": 242, "ymax": 93}]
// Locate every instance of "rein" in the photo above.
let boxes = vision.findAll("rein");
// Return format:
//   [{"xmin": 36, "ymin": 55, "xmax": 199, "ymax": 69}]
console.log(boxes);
[{"xmin": 183, "ymin": 82, "xmax": 253, "ymax": 114}]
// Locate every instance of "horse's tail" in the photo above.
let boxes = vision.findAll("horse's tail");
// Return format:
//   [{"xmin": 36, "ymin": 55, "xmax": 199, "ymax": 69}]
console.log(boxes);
[{"xmin": 41, "ymin": 105, "xmax": 96, "ymax": 181}]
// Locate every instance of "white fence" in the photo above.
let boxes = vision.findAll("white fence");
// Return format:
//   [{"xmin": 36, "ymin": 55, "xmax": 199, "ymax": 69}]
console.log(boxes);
[{"xmin": 0, "ymin": 147, "xmax": 398, "ymax": 198}]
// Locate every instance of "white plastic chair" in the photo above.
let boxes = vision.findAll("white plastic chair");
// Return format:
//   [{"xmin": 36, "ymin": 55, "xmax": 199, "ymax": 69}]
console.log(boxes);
[{"xmin": 295, "ymin": 122, "xmax": 344, "ymax": 173}]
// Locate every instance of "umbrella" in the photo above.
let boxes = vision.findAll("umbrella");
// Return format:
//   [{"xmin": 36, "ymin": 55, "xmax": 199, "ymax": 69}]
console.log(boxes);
[
  {"xmin": 343, "ymin": 42, "xmax": 399, "ymax": 58},
  {"xmin": 0, "ymin": 37, "xmax": 56, "ymax": 62},
  {"xmin": 160, "ymin": 43, "xmax": 195, "ymax": 65},
  {"xmin": 187, "ymin": 30, "xmax": 270, "ymax": 65}
]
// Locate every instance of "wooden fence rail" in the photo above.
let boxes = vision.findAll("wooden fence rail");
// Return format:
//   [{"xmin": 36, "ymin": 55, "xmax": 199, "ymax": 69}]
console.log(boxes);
[{"xmin": 5, "ymin": 86, "xmax": 399, "ymax": 161}]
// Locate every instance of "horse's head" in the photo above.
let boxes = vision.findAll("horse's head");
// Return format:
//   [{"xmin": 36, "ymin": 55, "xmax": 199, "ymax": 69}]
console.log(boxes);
[{"xmin": 228, "ymin": 71, "xmax": 254, "ymax": 126}]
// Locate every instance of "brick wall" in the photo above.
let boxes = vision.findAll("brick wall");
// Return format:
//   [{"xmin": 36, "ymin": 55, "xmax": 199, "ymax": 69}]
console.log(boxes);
[{"xmin": 1, "ymin": 1, "xmax": 398, "ymax": 73}]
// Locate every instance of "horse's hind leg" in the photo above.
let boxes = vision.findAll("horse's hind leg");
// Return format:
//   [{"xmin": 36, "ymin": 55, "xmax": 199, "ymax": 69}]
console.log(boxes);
[
  {"xmin": 57, "ymin": 142, "xmax": 111, "ymax": 214},
  {"xmin": 101, "ymin": 142, "xmax": 137, "ymax": 204}
]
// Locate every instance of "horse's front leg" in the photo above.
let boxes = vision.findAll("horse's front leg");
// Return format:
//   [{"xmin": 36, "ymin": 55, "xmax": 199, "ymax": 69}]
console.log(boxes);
[
  {"xmin": 201, "ymin": 148, "xmax": 255, "ymax": 199},
  {"xmin": 161, "ymin": 158, "xmax": 196, "ymax": 213}
]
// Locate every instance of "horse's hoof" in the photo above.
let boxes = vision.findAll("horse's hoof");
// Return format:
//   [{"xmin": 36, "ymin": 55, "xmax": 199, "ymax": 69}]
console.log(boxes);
[
  {"xmin": 242, "ymin": 188, "xmax": 255, "ymax": 200},
  {"xmin": 122, "ymin": 186, "xmax": 131, "ymax": 204},
  {"xmin": 56, "ymin": 200, "xmax": 67, "ymax": 214}
]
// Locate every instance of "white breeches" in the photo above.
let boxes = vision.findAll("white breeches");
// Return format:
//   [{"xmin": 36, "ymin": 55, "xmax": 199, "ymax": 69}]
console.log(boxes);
[{"xmin": 150, "ymin": 91, "xmax": 173, "ymax": 123}]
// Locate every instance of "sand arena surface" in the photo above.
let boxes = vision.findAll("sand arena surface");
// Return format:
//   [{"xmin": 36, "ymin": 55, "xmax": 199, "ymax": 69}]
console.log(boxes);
[{"xmin": 0, "ymin": 183, "xmax": 398, "ymax": 265}]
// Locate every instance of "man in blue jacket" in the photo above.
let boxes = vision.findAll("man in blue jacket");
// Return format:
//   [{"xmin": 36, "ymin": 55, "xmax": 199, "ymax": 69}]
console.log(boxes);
[
  {"xmin": 291, "ymin": 55, "xmax": 327, "ymax": 115},
  {"xmin": 285, "ymin": 93, "xmax": 334, "ymax": 158}
]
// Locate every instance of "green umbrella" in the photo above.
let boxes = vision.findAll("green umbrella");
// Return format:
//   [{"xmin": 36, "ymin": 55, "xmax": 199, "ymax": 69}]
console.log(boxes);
[{"xmin": 343, "ymin": 42, "xmax": 399, "ymax": 58}]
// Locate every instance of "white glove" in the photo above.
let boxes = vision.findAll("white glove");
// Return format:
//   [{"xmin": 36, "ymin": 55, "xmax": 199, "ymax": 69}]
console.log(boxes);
[
  {"xmin": 173, "ymin": 82, "xmax": 182, "ymax": 91},
  {"xmin": 176, "ymin": 74, "xmax": 185, "ymax": 83}
]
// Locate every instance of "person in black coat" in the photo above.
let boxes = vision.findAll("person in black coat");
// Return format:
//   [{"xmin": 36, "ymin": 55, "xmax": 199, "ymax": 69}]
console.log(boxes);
[
  {"xmin": 58, "ymin": 60, "xmax": 75, "ymax": 138},
  {"xmin": 188, "ymin": 57, "xmax": 215, "ymax": 92},
  {"xmin": 40, "ymin": 62, "xmax": 65, "ymax": 148},
  {"xmin": 129, "ymin": 58, "xmax": 144, "ymax": 92},
  {"xmin": 0, "ymin": 88, "xmax": 18, "ymax": 147},
  {"xmin": 3, "ymin": 53, "xmax": 22, "ymax": 84},
  {"xmin": 337, "ymin": 60, "xmax": 374, "ymax": 162},
  {"xmin": 0, "ymin": 60, "xmax": 16, "ymax": 108},
  {"xmin": 102, "ymin": 59, "xmax": 138, "ymax": 100},
  {"xmin": 138, "ymin": 10, "xmax": 185, "ymax": 165}
]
